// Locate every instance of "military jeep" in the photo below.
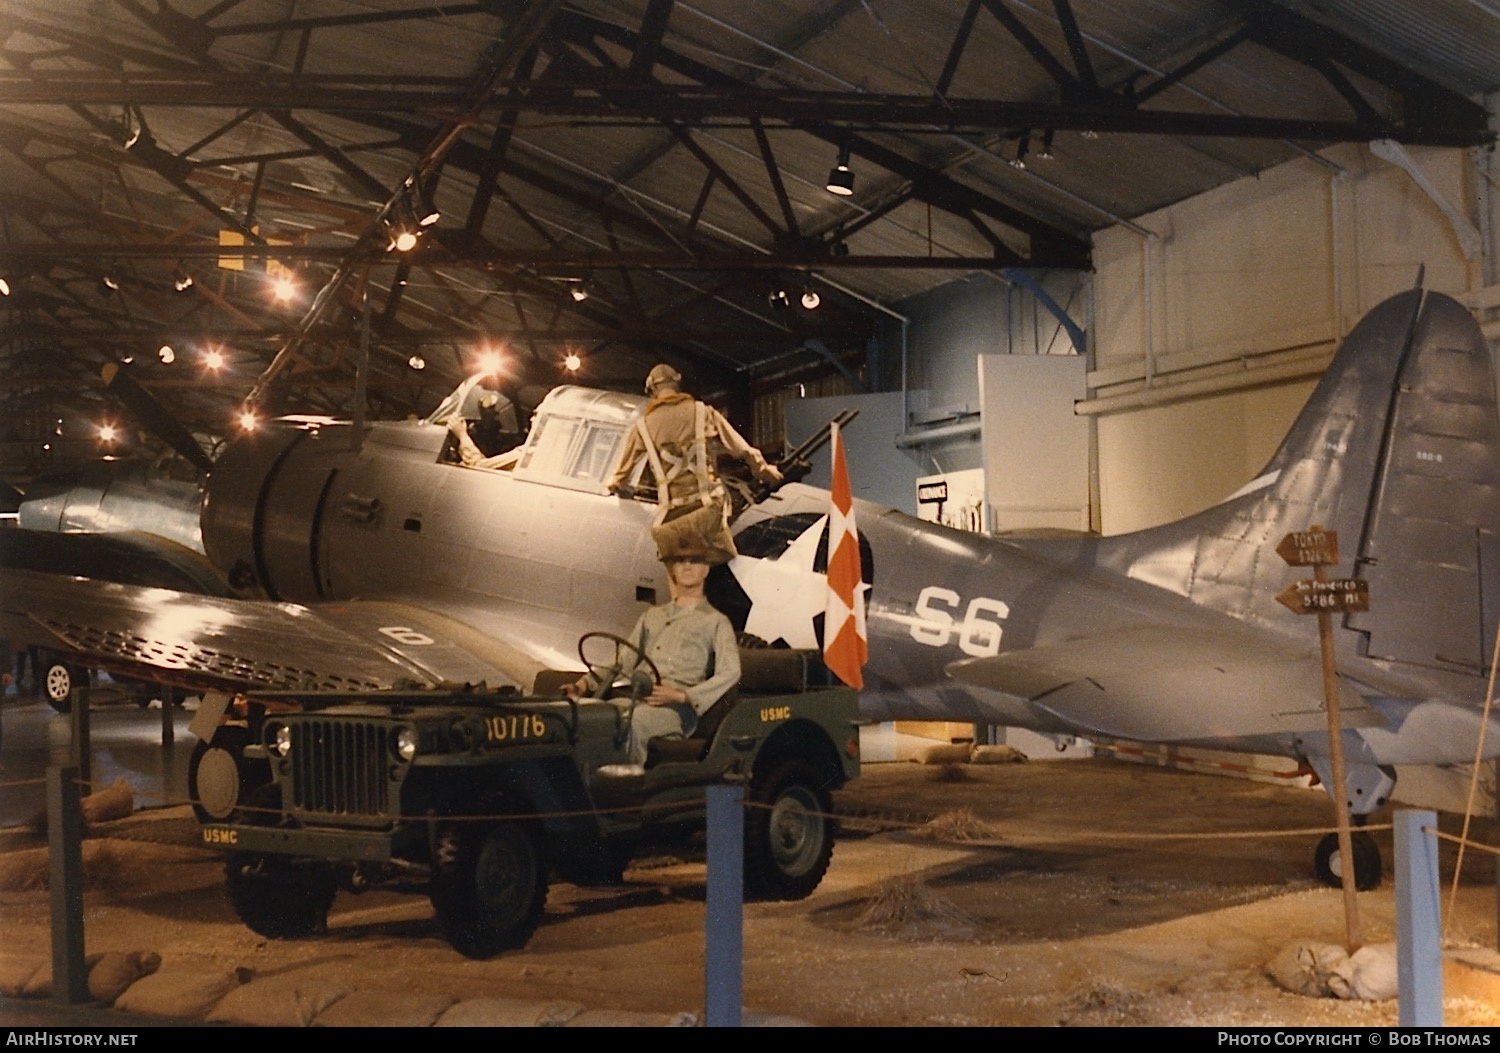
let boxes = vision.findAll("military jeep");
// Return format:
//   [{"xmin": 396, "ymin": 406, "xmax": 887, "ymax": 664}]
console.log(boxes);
[{"xmin": 199, "ymin": 637, "xmax": 861, "ymax": 959}]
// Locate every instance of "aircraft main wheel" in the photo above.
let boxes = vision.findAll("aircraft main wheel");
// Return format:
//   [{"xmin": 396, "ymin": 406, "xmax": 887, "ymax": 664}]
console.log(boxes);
[
  {"xmin": 1314, "ymin": 831, "xmax": 1382, "ymax": 891},
  {"xmin": 189, "ymin": 726, "xmax": 269, "ymax": 823},
  {"xmin": 225, "ymin": 853, "xmax": 338, "ymax": 940},
  {"xmin": 430, "ymin": 822, "xmax": 548, "ymax": 959},
  {"xmin": 744, "ymin": 758, "xmax": 835, "ymax": 901},
  {"xmin": 42, "ymin": 659, "xmax": 85, "ymax": 714}
]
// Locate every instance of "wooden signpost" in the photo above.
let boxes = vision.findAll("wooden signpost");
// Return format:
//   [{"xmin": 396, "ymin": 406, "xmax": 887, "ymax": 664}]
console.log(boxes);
[{"xmin": 1277, "ymin": 525, "xmax": 1366, "ymax": 952}]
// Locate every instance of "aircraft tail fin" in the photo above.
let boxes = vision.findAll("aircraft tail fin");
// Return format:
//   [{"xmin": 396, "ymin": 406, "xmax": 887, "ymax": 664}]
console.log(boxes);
[{"xmin": 1105, "ymin": 289, "xmax": 1500, "ymax": 674}]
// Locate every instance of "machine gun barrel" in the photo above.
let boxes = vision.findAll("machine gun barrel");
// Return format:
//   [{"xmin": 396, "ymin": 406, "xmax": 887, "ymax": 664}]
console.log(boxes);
[{"xmin": 753, "ymin": 408, "xmax": 859, "ymax": 502}]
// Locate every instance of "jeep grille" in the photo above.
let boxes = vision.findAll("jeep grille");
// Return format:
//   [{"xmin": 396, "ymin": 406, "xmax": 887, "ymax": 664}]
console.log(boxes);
[{"xmin": 290, "ymin": 719, "xmax": 393, "ymax": 816}]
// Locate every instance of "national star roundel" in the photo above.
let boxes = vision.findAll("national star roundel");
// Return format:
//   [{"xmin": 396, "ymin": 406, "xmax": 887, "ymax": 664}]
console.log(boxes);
[{"xmin": 706, "ymin": 512, "xmax": 874, "ymax": 650}]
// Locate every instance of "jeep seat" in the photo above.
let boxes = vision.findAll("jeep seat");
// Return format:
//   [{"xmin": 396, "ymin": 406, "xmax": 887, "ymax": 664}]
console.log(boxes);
[{"xmin": 646, "ymin": 648, "xmax": 816, "ymax": 767}]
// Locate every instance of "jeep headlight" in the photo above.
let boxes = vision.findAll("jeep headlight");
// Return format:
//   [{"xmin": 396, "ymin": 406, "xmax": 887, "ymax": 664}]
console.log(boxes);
[
  {"xmin": 270, "ymin": 723, "xmax": 292, "ymax": 757},
  {"xmin": 394, "ymin": 725, "xmax": 418, "ymax": 762}
]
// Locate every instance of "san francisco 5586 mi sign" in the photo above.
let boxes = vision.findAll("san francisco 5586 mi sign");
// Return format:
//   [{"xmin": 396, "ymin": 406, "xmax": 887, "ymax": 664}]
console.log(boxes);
[{"xmin": 1275, "ymin": 577, "xmax": 1370, "ymax": 615}]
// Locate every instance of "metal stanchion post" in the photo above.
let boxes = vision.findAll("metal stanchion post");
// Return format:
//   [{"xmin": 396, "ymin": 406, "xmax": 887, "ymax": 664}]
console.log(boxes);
[
  {"xmin": 161, "ymin": 684, "xmax": 175, "ymax": 746},
  {"xmin": 1395, "ymin": 809, "xmax": 1442, "ymax": 1026},
  {"xmin": 69, "ymin": 685, "xmax": 91, "ymax": 789},
  {"xmin": 704, "ymin": 782, "xmax": 744, "ymax": 1027},
  {"xmin": 48, "ymin": 765, "xmax": 88, "ymax": 1004}
]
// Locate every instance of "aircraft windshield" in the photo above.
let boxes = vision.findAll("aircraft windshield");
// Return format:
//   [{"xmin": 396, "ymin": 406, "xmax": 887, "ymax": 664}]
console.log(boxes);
[{"xmin": 513, "ymin": 386, "xmax": 647, "ymax": 492}]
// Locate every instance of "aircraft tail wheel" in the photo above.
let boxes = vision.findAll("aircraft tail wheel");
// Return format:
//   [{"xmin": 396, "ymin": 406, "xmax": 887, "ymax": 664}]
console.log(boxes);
[
  {"xmin": 1314, "ymin": 831, "xmax": 1382, "ymax": 891},
  {"xmin": 42, "ymin": 659, "xmax": 84, "ymax": 714}
]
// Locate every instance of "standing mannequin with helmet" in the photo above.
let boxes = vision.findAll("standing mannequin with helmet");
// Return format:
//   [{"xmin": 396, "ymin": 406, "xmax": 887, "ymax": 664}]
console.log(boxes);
[{"xmin": 609, "ymin": 363, "xmax": 782, "ymax": 563}]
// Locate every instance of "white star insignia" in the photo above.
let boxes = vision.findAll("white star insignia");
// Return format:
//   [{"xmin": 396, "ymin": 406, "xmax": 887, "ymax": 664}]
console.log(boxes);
[{"xmin": 729, "ymin": 516, "xmax": 829, "ymax": 649}]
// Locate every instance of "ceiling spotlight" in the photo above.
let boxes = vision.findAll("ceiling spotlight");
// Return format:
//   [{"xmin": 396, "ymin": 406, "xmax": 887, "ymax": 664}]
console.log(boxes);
[
  {"xmin": 563, "ymin": 352, "xmax": 581, "ymax": 373},
  {"xmin": 388, "ymin": 227, "xmax": 419, "ymax": 253},
  {"xmin": 404, "ymin": 175, "xmax": 441, "ymax": 228},
  {"xmin": 569, "ymin": 282, "xmax": 589, "ymax": 303},
  {"xmin": 476, "ymin": 350, "xmax": 503, "ymax": 375},
  {"xmin": 97, "ymin": 422, "xmax": 119, "ymax": 445},
  {"xmin": 122, "ymin": 108, "xmax": 143, "ymax": 151},
  {"xmin": 0, "ymin": 278, "xmax": 10, "ymax": 296},
  {"xmin": 1038, "ymin": 128, "xmax": 1056, "ymax": 160},
  {"xmin": 237, "ymin": 410, "xmax": 260, "ymax": 432},
  {"xmin": 1010, "ymin": 132, "xmax": 1030, "ymax": 170},
  {"xmin": 407, "ymin": 354, "xmax": 426, "ymax": 371},
  {"xmin": 272, "ymin": 275, "xmax": 297, "ymax": 302},
  {"xmin": 203, "ymin": 348, "xmax": 225, "ymax": 371},
  {"xmin": 173, "ymin": 269, "xmax": 194, "ymax": 292},
  {"xmin": 415, "ymin": 194, "xmax": 441, "ymax": 228},
  {"xmin": 99, "ymin": 275, "xmax": 119, "ymax": 296},
  {"xmin": 801, "ymin": 288, "xmax": 821, "ymax": 310},
  {"xmin": 157, "ymin": 344, "xmax": 175, "ymax": 364},
  {"xmin": 768, "ymin": 288, "xmax": 792, "ymax": 310},
  {"xmin": 825, "ymin": 142, "xmax": 855, "ymax": 196}
]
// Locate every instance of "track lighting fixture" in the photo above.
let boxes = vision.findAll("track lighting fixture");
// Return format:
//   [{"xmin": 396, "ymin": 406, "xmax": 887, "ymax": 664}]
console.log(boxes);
[
  {"xmin": 407, "ymin": 354, "xmax": 426, "ymax": 371},
  {"xmin": 173, "ymin": 269, "xmax": 194, "ymax": 292},
  {"xmin": 801, "ymin": 287, "xmax": 821, "ymax": 310},
  {"xmin": 99, "ymin": 275, "xmax": 119, "ymax": 297},
  {"xmin": 768, "ymin": 288, "xmax": 792, "ymax": 310},
  {"xmin": 157, "ymin": 344, "xmax": 175, "ymax": 364},
  {"xmin": 825, "ymin": 142, "xmax": 855, "ymax": 196},
  {"xmin": 0, "ymin": 277, "xmax": 10, "ymax": 296},
  {"xmin": 1010, "ymin": 132, "xmax": 1030, "ymax": 170}
]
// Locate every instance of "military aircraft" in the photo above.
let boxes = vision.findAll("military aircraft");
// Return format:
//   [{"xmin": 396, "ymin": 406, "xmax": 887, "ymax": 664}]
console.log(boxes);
[{"xmin": 2, "ymin": 286, "xmax": 1495, "ymax": 887}]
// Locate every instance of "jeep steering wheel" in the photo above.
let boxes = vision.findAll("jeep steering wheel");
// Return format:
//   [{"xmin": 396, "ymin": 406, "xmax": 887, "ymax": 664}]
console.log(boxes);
[{"xmin": 578, "ymin": 632, "xmax": 662, "ymax": 700}]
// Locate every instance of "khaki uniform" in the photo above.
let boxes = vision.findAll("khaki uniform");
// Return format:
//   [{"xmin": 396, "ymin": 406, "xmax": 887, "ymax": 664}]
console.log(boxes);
[{"xmin": 609, "ymin": 391, "xmax": 779, "ymax": 507}]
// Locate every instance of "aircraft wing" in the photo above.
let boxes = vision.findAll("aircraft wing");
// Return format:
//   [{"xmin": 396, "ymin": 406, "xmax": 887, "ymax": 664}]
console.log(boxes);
[
  {"xmin": 0, "ymin": 567, "xmax": 544, "ymax": 695},
  {"xmin": 945, "ymin": 625, "xmax": 1384, "ymax": 743}
]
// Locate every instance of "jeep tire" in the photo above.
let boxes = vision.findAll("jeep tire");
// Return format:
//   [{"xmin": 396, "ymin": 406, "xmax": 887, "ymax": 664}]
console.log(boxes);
[
  {"xmin": 224, "ymin": 853, "xmax": 338, "ymax": 939},
  {"xmin": 430, "ymin": 821, "xmax": 548, "ymax": 959},
  {"xmin": 744, "ymin": 758, "xmax": 834, "ymax": 901}
]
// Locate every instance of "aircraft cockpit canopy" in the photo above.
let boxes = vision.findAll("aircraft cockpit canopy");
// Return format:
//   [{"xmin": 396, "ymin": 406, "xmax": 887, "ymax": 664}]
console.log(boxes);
[{"xmin": 511, "ymin": 386, "xmax": 647, "ymax": 493}]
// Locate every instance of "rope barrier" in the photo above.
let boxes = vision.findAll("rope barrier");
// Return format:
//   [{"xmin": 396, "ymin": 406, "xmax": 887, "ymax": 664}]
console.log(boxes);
[
  {"xmin": 34, "ymin": 777, "xmax": 1436, "ymax": 857},
  {"xmin": 1445, "ymin": 618, "xmax": 1500, "ymax": 944},
  {"xmin": 1427, "ymin": 826, "xmax": 1500, "ymax": 859}
]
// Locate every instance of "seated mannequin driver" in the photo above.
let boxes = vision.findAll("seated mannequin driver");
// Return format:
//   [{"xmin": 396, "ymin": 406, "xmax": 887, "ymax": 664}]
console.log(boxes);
[{"xmin": 566, "ymin": 539, "xmax": 740, "ymax": 774}]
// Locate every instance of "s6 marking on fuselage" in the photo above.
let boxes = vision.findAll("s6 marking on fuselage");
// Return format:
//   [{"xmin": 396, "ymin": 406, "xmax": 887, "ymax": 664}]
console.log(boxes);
[{"xmin": 908, "ymin": 586, "xmax": 1010, "ymax": 658}]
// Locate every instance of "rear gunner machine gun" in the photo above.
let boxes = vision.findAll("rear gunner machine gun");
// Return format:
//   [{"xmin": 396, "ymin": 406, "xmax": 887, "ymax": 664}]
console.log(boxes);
[
  {"xmin": 750, "ymin": 408, "xmax": 858, "ymax": 503},
  {"xmin": 199, "ymin": 638, "xmax": 861, "ymax": 958}
]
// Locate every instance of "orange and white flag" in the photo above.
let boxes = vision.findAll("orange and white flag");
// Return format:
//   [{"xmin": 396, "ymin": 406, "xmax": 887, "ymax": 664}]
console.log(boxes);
[{"xmin": 823, "ymin": 421, "xmax": 867, "ymax": 689}]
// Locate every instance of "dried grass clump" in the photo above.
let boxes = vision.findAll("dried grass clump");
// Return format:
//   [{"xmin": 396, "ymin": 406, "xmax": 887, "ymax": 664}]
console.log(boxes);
[
  {"xmin": 853, "ymin": 875, "xmax": 976, "ymax": 939},
  {"xmin": 919, "ymin": 807, "xmax": 999, "ymax": 843}
]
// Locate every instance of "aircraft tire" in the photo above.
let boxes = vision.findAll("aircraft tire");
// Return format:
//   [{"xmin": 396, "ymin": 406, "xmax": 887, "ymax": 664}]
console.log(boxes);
[
  {"xmin": 224, "ymin": 853, "xmax": 338, "ymax": 940},
  {"xmin": 189, "ymin": 725, "xmax": 268, "ymax": 823},
  {"xmin": 1314, "ymin": 831, "xmax": 1381, "ymax": 891},
  {"xmin": 430, "ymin": 821, "xmax": 548, "ymax": 959},
  {"xmin": 41, "ymin": 658, "xmax": 86, "ymax": 714},
  {"xmin": 744, "ymin": 758, "xmax": 835, "ymax": 901}
]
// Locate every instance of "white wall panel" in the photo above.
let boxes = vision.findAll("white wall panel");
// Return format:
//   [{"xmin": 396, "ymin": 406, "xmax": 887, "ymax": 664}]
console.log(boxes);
[{"xmin": 1091, "ymin": 142, "xmax": 1482, "ymax": 535}]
